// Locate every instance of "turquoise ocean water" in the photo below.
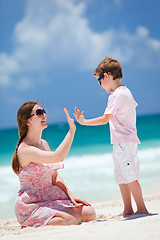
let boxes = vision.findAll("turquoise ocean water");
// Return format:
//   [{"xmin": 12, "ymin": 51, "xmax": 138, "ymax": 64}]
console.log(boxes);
[{"xmin": 0, "ymin": 114, "xmax": 160, "ymax": 219}]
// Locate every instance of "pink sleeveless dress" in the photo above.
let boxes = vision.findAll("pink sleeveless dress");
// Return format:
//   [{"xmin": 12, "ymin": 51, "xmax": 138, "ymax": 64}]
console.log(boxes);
[{"xmin": 15, "ymin": 162, "xmax": 79, "ymax": 227}]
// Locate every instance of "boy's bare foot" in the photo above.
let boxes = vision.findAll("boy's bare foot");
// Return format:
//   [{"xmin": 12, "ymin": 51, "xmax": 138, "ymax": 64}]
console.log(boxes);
[
  {"xmin": 110, "ymin": 210, "xmax": 134, "ymax": 219},
  {"xmin": 133, "ymin": 209, "xmax": 149, "ymax": 215}
]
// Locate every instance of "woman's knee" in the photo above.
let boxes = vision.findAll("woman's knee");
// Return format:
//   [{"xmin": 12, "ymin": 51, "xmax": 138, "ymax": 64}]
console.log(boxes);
[
  {"xmin": 66, "ymin": 211, "xmax": 81, "ymax": 225},
  {"xmin": 61, "ymin": 208, "xmax": 82, "ymax": 225},
  {"xmin": 48, "ymin": 210, "xmax": 81, "ymax": 226},
  {"xmin": 82, "ymin": 206, "xmax": 96, "ymax": 221}
]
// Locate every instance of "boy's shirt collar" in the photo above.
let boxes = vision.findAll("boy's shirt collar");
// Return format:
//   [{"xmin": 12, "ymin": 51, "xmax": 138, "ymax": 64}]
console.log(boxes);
[{"xmin": 111, "ymin": 85, "xmax": 126, "ymax": 94}]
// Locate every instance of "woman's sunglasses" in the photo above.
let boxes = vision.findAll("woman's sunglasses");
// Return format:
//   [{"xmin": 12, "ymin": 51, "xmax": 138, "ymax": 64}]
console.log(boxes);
[{"xmin": 29, "ymin": 109, "xmax": 46, "ymax": 118}]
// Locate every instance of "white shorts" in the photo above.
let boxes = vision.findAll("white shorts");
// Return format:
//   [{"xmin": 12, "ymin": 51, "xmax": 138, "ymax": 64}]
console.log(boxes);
[{"xmin": 112, "ymin": 143, "xmax": 139, "ymax": 184}]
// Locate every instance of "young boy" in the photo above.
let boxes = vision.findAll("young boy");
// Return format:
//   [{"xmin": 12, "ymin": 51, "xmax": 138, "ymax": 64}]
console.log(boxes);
[{"xmin": 74, "ymin": 57, "xmax": 149, "ymax": 217}]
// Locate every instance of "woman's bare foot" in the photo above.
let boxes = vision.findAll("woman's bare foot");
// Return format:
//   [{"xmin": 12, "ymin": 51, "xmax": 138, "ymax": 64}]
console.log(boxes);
[{"xmin": 21, "ymin": 226, "xmax": 26, "ymax": 229}]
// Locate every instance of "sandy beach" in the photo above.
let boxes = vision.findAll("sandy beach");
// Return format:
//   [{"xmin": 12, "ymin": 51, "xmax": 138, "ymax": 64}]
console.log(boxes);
[{"xmin": 0, "ymin": 192, "xmax": 160, "ymax": 240}]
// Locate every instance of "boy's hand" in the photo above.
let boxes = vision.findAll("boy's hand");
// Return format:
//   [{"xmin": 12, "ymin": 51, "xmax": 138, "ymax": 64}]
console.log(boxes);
[{"xmin": 74, "ymin": 107, "xmax": 85, "ymax": 125}]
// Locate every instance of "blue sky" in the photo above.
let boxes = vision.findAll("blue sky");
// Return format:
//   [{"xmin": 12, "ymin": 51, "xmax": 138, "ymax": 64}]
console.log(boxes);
[{"xmin": 0, "ymin": 0, "xmax": 160, "ymax": 129}]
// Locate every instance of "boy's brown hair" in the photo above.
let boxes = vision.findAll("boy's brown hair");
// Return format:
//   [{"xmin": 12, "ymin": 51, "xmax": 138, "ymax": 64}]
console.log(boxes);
[{"xmin": 93, "ymin": 57, "xmax": 123, "ymax": 80}]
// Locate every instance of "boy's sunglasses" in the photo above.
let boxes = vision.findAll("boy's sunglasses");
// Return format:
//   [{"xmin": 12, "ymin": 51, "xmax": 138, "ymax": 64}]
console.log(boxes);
[
  {"xmin": 29, "ymin": 109, "xmax": 46, "ymax": 118},
  {"xmin": 97, "ymin": 72, "xmax": 109, "ymax": 85}
]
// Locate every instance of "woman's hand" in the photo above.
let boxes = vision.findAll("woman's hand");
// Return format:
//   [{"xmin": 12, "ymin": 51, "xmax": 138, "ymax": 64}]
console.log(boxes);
[
  {"xmin": 74, "ymin": 107, "xmax": 85, "ymax": 125},
  {"xmin": 64, "ymin": 108, "xmax": 76, "ymax": 133},
  {"xmin": 69, "ymin": 194, "xmax": 91, "ymax": 206}
]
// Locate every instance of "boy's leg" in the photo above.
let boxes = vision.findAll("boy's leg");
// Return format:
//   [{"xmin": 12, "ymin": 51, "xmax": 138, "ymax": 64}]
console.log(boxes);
[
  {"xmin": 128, "ymin": 180, "xmax": 149, "ymax": 214},
  {"xmin": 119, "ymin": 183, "xmax": 134, "ymax": 216}
]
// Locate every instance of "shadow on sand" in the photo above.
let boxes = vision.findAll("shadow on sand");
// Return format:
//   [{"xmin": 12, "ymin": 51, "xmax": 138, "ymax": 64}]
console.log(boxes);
[{"xmin": 123, "ymin": 213, "xmax": 158, "ymax": 221}]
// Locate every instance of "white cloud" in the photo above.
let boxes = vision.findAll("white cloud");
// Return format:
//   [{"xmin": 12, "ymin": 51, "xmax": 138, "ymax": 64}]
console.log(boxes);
[
  {"xmin": 0, "ymin": 54, "xmax": 20, "ymax": 74},
  {"xmin": 113, "ymin": 0, "xmax": 122, "ymax": 7},
  {"xmin": 147, "ymin": 38, "xmax": 160, "ymax": 51},
  {"xmin": 0, "ymin": 0, "xmax": 160, "ymax": 89},
  {"xmin": 136, "ymin": 26, "xmax": 149, "ymax": 38},
  {"xmin": 0, "ymin": 74, "xmax": 12, "ymax": 87}
]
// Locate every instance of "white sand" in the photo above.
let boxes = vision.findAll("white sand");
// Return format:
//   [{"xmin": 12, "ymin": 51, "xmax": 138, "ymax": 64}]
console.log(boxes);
[{"xmin": 0, "ymin": 193, "xmax": 160, "ymax": 240}]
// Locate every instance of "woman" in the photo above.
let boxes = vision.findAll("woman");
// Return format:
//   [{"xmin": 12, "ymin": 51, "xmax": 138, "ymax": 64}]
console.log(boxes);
[{"xmin": 12, "ymin": 101, "xmax": 96, "ymax": 228}]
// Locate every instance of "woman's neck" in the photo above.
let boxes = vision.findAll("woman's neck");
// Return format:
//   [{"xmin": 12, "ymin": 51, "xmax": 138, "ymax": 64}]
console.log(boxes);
[{"xmin": 24, "ymin": 129, "xmax": 42, "ymax": 147}]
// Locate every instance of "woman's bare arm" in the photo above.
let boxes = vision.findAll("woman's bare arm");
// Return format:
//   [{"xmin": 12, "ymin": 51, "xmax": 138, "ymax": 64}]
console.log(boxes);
[{"xmin": 18, "ymin": 108, "xmax": 76, "ymax": 166}]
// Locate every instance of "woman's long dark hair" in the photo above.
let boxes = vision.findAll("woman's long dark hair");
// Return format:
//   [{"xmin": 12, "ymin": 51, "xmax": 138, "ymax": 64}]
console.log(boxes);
[{"xmin": 12, "ymin": 101, "xmax": 38, "ymax": 174}]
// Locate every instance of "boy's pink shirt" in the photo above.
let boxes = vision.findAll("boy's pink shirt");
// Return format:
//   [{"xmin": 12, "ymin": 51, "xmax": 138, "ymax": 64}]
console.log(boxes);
[{"xmin": 104, "ymin": 86, "xmax": 140, "ymax": 144}]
